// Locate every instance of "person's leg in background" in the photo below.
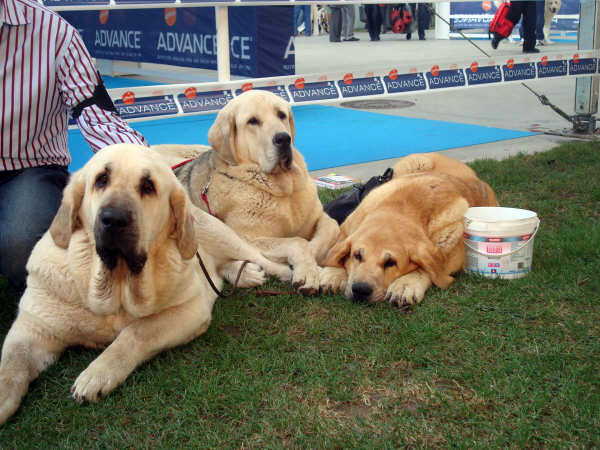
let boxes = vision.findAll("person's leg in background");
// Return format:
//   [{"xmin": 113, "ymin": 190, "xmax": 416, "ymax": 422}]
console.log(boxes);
[
  {"xmin": 0, "ymin": 165, "xmax": 69, "ymax": 292},
  {"xmin": 294, "ymin": 6, "xmax": 303, "ymax": 35},
  {"xmin": 365, "ymin": 4, "xmax": 382, "ymax": 41},
  {"xmin": 381, "ymin": 4, "xmax": 392, "ymax": 34},
  {"xmin": 302, "ymin": 4, "xmax": 312, "ymax": 36},
  {"xmin": 329, "ymin": 6, "xmax": 342, "ymax": 42},
  {"xmin": 535, "ymin": 0, "xmax": 545, "ymax": 43},
  {"xmin": 521, "ymin": 0, "xmax": 538, "ymax": 52},
  {"xmin": 417, "ymin": 3, "xmax": 431, "ymax": 40},
  {"xmin": 341, "ymin": 5, "xmax": 358, "ymax": 41}
]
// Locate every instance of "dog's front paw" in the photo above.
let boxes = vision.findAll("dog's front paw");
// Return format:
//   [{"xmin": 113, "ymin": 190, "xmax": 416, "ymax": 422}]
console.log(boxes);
[
  {"xmin": 385, "ymin": 270, "xmax": 431, "ymax": 308},
  {"xmin": 71, "ymin": 359, "xmax": 124, "ymax": 404},
  {"xmin": 292, "ymin": 263, "xmax": 320, "ymax": 296},
  {"xmin": 319, "ymin": 267, "xmax": 347, "ymax": 294},
  {"xmin": 0, "ymin": 375, "xmax": 26, "ymax": 424},
  {"xmin": 235, "ymin": 262, "xmax": 267, "ymax": 288}
]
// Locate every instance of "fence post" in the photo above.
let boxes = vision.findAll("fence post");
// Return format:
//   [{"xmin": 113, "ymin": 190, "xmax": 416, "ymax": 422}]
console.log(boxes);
[
  {"xmin": 215, "ymin": 6, "xmax": 231, "ymax": 82},
  {"xmin": 435, "ymin": 2, "xmax": 450, "ymax": 40},
  {"xmin": 573, "ymin": 0, "xmax": 599, "ymax": 134}
]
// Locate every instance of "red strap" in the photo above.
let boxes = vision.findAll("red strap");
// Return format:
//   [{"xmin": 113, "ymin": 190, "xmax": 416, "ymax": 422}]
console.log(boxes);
[
  {"xmin": 201, "ymin": 191, "xmax": 213, "ymax": 216},
  {"xmin": 171, "ymin": 158, "xmax": 195, "ymax": 171},
  {"xmin": 171, "ymin": 158, "xmax": 213, "ymax": 216}
]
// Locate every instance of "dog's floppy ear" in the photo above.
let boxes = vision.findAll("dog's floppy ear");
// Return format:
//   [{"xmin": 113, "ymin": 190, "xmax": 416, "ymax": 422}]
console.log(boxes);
[
  {"xmin": 170, "ymin": 184, "xmax": 197, "ymax": 260},
  {"xmin": 208, "ymin": 103, "xmax": 238, "ymax": 165},
  {"xmin": 49, "ymin": 172, "xmax": 84, "ymax": 248},
  {"xmin": 287, "ymin": 103, "xmax": 295, "ymax": 145},
  {"xmin": 408, "ymin": 239, "xmax": 454, "ymax": 289},
  {"xmin": 322, "ymin": 233, "xmax": 351, "ymax": 268}
]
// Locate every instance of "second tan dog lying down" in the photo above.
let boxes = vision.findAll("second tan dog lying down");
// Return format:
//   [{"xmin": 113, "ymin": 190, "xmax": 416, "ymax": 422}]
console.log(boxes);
[
  {"xmin": 164, "ymin": 90, "xmax": 340, "ymax": 294},
  {"xmin": 320, "ymin": 153, "xmax": 498, "ymax": 307}
]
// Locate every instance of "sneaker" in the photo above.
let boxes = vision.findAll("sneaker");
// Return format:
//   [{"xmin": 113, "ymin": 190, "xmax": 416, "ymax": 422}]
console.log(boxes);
[
  {"xmin": 343, "ymin": 37, "xmax": 360, "ymax": 41},
  {"xmin": 523, "ymin": 48, "xmax": 540, "ymax": 53},
  {"xmin": 491, "ymin": 35, "xmax": 501, "ymax": 49}
]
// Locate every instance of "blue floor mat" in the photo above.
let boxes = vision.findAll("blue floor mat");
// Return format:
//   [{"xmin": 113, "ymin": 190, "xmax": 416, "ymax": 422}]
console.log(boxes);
[
  {"xmin": 68, "ymin": 105, "xmax": 535, "ymax": 172},
  {"xmin": 102, "ymin": 75, "xmax": 161, "ymax": 88}
]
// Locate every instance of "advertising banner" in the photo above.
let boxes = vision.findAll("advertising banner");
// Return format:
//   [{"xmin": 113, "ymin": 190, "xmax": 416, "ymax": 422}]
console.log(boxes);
[
  {"xmin": 60, "ymin": 6, "xmax": 295, "ymax": 78},
  {"xmin": 450, "ymin": 0, "xmax": 580, "ymax": 36}
]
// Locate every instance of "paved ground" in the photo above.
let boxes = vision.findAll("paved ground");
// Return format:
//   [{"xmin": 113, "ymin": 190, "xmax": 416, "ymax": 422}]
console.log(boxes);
[{"xmin": 295, "ymin": 30, "xmax": 586, "ymax": 180}]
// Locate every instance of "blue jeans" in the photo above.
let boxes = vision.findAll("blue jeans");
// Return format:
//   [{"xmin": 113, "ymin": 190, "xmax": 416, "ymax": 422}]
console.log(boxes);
[
  {"xmin": 294, "ymin": 5, "xmax": 311, "ymax": 35},
  {"xmin": 0, "ymin": 165, "xmax": 69, "ymax": 290}
]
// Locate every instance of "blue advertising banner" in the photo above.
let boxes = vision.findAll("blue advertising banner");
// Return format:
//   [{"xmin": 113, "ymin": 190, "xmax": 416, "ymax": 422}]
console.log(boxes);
[
  {"xmin": 288, "ymin": 81, "xmax": 339, "ymax": 103},
  {"xmin": 502, "ymin": 62, "xmax": 536, "ymax": 81},
  {"xmin": 61, "ymin": 6, "xmax": 295, "ymax": 78},
  {"xmin": 466, "ymin": 64, "xmax": 502, "ymax": 85},
  {"xmin": 450, "ymin": 0, "xmax": 579, "ymax": 34},
  {"xmin": 384, "ymin": 72, "xmax": 427, "ymax": 93},
  {"xmin": 44, "ymin": 0, "xmax": 108, "ymax": 5},
  {"xmin": 426, "ymin": 69, "xmax": 466, "ymax": 89},
  {"xmin": 234, "ymin": 85, "xmax": 290, "ymax": 102},
  {"xmin": 338, "ymin": 76, "xmax": 385, "ymax": 98},
  {"xmin": 178, "ymin": 89, "xmax": 233, "ymax": 113},
  {"xmin": 569, "ymin": 57, "xmax": 598, "ymax": 75},
  {"xmin": 114, "ymin": 95, "xmax": 179, "ymax": 120},
  {"xmin": 537, "ymin": 59, "xmax": 568, "ymax": 78}
]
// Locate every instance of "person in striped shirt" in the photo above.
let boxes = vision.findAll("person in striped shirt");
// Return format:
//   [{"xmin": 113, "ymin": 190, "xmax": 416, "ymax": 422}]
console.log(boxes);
[{"xmin": 1, "ymin": 0, "xmax": 148, "ymax": 291}]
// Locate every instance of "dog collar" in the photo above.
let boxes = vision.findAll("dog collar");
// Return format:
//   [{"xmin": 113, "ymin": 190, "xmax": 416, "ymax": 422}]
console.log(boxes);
[
  {"xmin": 201, "ymin": 179, "xmax": 213, "ymax": 216},
  {"xmin": 171, "ymin": 159, "xmax": 214, "ymax": 216}
]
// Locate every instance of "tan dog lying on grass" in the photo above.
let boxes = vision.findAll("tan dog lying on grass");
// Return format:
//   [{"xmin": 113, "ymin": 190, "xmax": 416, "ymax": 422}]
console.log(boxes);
[
  {"xmin": 320, "ymin": 153, "xmax": 498, "ymax": 308},
  {"xmin": 154, "ymin": 90, "xmax": 340, "ymax": 295},
  {"xmin": 0, "ymin": 144, "xmax": 290, "ymax": 424}
]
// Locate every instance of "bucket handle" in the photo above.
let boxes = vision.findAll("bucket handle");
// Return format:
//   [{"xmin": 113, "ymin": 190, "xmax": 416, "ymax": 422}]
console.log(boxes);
[{"xmin": 463, "ymin": 223, "xmax": 540, "ymax": 258}]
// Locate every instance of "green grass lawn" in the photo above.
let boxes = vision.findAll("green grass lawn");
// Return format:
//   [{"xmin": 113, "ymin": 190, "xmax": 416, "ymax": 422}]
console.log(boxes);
[{"xmin": 0, "ymin": 142, "xmax": 599, "ymax": 447}]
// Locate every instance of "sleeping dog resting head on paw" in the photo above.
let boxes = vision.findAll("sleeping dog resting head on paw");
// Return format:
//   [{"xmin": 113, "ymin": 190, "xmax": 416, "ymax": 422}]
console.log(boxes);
[{"xmin": 322, "ymin": 153, "xmax": 498, "ymax": 309}]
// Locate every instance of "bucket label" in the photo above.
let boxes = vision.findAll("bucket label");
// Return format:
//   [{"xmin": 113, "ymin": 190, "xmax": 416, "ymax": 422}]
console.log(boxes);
[
  {"xmin": 464, "ymin": 233, "xmax": 532, "ymax": 242},
  {"xmin": 464, "ymin": 233, "xmax": 535, "ymax": 279}
]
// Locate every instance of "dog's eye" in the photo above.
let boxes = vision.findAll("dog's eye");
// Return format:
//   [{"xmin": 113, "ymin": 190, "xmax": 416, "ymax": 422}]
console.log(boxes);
[
  {"xmin": 277, "ymin": 110, "xmax": 287, "ymax": 120},
  {"xmin": 384, "ymin": 259, "xmax": 397, "ymax": 269},
  {"xmin": 247, "ymin": 117, "xmax": 260, "ymax": 126},
  {"xmin": 354, "ymin": 252, "xmax": 362, "ymax": 262},
  {"xmin": 95, "ymin": 172, "xmax": 109, "ymax": 189},
  {"xmin": 140, "ymin": 178, "xmax": 156, "ymax": 196}
]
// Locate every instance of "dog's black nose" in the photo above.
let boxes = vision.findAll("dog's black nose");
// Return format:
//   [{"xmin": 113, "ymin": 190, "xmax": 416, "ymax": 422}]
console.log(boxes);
[
  {"xmin": 351, "ymin": 282, "xmax": 373, "ymax": 303},
  {"xmin": 273, "ymin": 132, "xmax": 291, "ymax": 149},
  {"xmin": 99, "ymin": 207, "xmax": 131, "ymax": 229}
]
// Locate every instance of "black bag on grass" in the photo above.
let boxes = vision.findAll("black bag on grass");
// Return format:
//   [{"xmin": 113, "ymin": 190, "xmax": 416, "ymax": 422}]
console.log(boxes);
[{"xmin": 324, "ymin": 167, "xmax": 394, "ymax": 224}]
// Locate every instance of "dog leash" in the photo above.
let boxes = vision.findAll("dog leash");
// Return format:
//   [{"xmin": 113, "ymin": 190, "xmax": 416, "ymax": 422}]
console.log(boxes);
[
  {"xmin": 195, "ymin": 251, "xmax": 249, "ymax": 298},
  {"xmin": 424, "ymin": 4, "xmax": 578, "ymax": 128},
  {"xmin": 178, "ymin": 163, "xmax": 295, "ymax": 298}
]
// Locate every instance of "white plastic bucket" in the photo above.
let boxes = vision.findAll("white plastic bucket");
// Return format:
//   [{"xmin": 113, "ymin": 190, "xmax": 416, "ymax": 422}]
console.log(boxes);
[{"xmin": 463, "ymin": 207, "xmax": 540, "ymax": 279}]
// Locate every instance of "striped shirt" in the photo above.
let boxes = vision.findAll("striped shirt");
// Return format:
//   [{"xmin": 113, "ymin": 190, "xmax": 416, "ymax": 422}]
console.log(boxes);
[{"xmin": 0, "ymin": 0, "xmax": 148, "ymax": 171}]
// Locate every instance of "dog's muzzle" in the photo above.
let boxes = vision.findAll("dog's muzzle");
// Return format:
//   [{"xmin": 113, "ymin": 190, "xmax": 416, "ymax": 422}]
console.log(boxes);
[
  {"xmin": 94, "ymin": 206, "xmax": 147, "ymax": 274},
  {"xmin": 350, "ymin": 281, "xmax": 373, "ymax": 304},
  {"xmin": 273, "ymin": 132, "xmax": 292, "ymax": 170}
]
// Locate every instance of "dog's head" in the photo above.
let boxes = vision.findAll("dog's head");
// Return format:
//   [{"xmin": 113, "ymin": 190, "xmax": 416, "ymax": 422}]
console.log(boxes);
[
  {"xmin": 49, "ymin": 144, "xmax": 196, "ymax": 274},
  {"xmin": 208, "ymin": 90, "xmax": 296, "ymax": 173},
  {"xmin": 322, "ymin": 217, "xmax": 453, "ymax": 304},
  {"xmin": 546, "ymin": 0, "xmax": 561, "ymax": 14}
]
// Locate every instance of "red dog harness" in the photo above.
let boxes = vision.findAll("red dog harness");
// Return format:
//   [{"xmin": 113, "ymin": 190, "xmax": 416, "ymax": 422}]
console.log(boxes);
[{"xmin": 171, "ymin": 159, "xmax": 213, "ymax": 216}]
